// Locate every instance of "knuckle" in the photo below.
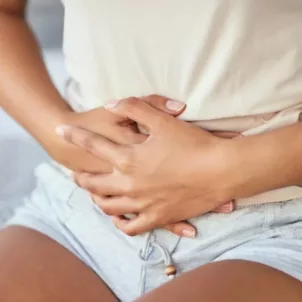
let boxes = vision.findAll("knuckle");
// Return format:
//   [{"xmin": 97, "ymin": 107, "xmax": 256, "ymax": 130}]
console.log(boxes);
[
  {"xmin": 147, "ymin": 94, "xmax": 160, "ymax": 102},
  {"xmin": 120, "ymin": 178, "xmax": 136, "ymax": 195},
  {"xmin": 82, "ymin": 133, "xmax": 96, "ymax": 153},
  {"xmin": 100, "ymin": 204, "xmax": 115, "ymax": 216},
  {"xmin": 63, "ymin": 128, "xmax": 73, "ymax": 142},
  {"xmin": 121, "ymin": 98, "xmax": 141, "ymax": 114},
  {"xmin": 148, "ymin": 94, "xmax": 166, "ymax": 106},
  {"xmin": 123, "ymin": 129, "xmax": 143, "ymax": 144},
  {"xmin": 116, "ymin": 150, "xmax": 135, "ymax": 172},
  {"xmin": 125, "ymin": 97, "xmax": 139, "ymax": 106}
]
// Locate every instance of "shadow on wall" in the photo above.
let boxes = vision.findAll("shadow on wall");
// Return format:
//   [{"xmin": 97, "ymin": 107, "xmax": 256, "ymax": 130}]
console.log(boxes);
[{"xmin": 0, "ymin": 139, "xmax": 48, "ymax": 224}]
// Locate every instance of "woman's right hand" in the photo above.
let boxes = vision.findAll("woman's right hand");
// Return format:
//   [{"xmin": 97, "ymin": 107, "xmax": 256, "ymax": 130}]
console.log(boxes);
[
  {"xmin": 51, "ymin": 107, "xmax": 145, "ymax": 173},
  {"xmin": 50, "ymin": 96, "xmax": 203, "ymax": 238},
  {"xmin": 51, "ymin": 96, "xmax": 185, "ymax": 173}
]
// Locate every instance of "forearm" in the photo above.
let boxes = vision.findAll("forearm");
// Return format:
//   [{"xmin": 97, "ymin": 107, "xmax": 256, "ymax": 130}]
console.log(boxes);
[
  {"xmin": 0, "ymin": 8, "xmax": 72, "ymax": 151},
  {"xmin": 230, "ymin": 121, "xmax": 302, "ymax": 199}
]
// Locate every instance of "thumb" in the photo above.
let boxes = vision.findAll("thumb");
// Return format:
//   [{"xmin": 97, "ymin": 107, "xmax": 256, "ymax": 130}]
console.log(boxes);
[
  {"xmin": 164, "ymin": 221, "xmax": 197, "ymax": 238},
  {"xmin": 212, "ymin": 200, "xmax": 235, "ymax": 213},
  {"xmin": 140, "ymin": 95, "xmax": 186, "ymax": 117}
]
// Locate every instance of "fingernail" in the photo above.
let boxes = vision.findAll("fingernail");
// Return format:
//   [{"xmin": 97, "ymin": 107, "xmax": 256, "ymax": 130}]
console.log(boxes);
[
  {"xmin": 166, "ymin": 100, "xmax": 185, "ymax": 111},
  {"xmin": 182, "ymin": 228, "xmax": 196, "ymax": 238},
  {"xmin": 55, "ymin": 125, "xmax": 71, "ymax": 137},
  {"xmin": 219, "ymin": 202, "xmax": 235, "ymax": 212},
  {"xmin": 105, "ymin": 100, "xmax": 120, "ymax": 109}
]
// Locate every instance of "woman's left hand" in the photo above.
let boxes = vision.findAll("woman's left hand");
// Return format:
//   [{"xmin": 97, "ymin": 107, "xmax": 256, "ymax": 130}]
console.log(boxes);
[{"xmin": 60, "ymin": 99, "xmax": 238, "ymax": 236}]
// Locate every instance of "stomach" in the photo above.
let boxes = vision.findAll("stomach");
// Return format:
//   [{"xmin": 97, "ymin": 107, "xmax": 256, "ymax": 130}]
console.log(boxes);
[{"xmin": 63, "ymin": 0, "xmax": 302, "ymax": 128}]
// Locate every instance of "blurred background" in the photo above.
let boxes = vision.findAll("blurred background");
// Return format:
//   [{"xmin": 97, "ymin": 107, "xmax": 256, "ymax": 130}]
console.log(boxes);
[
  {"xmin": 0, "ymin": 0, "xmax": 67, "ymax": 225},
  {"xmin": 28, "ymin": 0, "xmax": 64, "ymax": 49}
]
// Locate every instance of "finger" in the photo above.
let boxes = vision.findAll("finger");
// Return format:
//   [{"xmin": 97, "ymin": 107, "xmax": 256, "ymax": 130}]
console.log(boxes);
[
  {"xmin": 74, "ymin": 172, "xmax": 125, "ymax": 196},
  {"xmin": 104, "ymin": 97, "xmax": 173, "ymax": 132},
  {"xmin": 212, "ymin": 200, "xmax": 235, "ymax": 213},
  {"xmin": 75, "ymin": 108, "xmax": 147, "ymax": 145},
  {"xmin": 92, "ymin": 196, "xmax": 141, "ymax": 216},
  {"xmin": 163, "ymin": 222, "xmax": 196, "ymax": 238},
  {"xmin": 211, "ymin": 131, "xmax": 243, "ymax": 139},
  {"xmin": 120, "ymin": 126, "xmax": 147, "ymax": 144},
  {"xmin": 112, "ymin": 216, "xmax": 197, "ymax": 238},
  {"xmin": 112, "ymin": 216, "xmax": 132, "ymax": 233},
  {"xmin": 140, "ymin": 95, "xmax": 186, "ymax": 116},
  {"xmin": 55, "ymin": 125, "xmax": 126, "ymax": 164},
  {"xmin": 112, "ymin": 214, "xmax": 159, "ymax": 236},
  {"xmin": 112, "ymin": 215, "xmax": 146, "ymax": 236}
]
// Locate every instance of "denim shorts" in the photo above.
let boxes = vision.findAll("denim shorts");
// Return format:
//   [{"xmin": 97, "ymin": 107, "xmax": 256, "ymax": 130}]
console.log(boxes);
[{"xmin": 6, "ymin": 163, "xmax": 302, "ymax": 301}]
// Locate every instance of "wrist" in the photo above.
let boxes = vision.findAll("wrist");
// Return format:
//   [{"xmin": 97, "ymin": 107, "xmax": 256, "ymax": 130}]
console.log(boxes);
[
  {"xmin": 191, "ymin": 137, "xmax": 239, "ymax": 203},
  {"xmin": 38, "ymin": 101, "xmax": 74, "ymax": 156},
  {"xmin": 225, "ymin": 133, "xmax": 291, "ymax": 200}
]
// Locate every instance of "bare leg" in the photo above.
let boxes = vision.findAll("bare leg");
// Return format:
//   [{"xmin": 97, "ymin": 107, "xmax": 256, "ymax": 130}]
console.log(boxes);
[
  {"xmin": 0, "ymin": 227, "xmax": 118, "ymax": 302},
  {"xmin": 138, "ymin": 260, "xmax": 302, "ymax": 302}
]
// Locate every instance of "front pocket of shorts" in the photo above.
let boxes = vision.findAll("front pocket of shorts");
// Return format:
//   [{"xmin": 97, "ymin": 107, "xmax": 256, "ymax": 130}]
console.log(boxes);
[
  {"xmin": 268, "ymin": 199, "xmax": 302, "ymax": 230},
  {"xmin": 173, "ymin": 205, "xmax": 269, "ymax": 260},
  {"xmin": 274, "ymin": 221, "xmax": 302, "ymax": 239},
  {"xmin": 263, "ymin": 198, "xmax": 302, "ymax": 239}
]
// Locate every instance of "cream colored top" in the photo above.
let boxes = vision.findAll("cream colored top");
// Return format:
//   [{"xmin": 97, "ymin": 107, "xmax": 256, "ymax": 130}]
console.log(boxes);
[{"xmin": 62, "ymin": 0, "xmax": 302, "ymax": 205}]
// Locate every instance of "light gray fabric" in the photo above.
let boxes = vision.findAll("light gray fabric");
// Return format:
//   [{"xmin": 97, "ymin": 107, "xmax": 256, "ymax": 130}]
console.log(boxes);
[{"xmin": 6, "ymin": 162, "xmax": 302, "ymax": 301}]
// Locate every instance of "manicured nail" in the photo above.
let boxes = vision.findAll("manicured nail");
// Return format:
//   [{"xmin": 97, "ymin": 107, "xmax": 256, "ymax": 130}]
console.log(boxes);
[
  {"xmin": 166, "ymin": 100, "xmax": 185, "ymax": 111},
  {"xmin": 55, "ymin": 125, "xmax": 71, "ymax": 137},
  {"xmin": 182, "ymin": 228, "xmax": 196, "ymax": 238},
  {"xmin": 104, "ymin": 100, "xmax": 120, "ymax": 109},
  {"xmin": 219, "ymin": 202, "xmax": 235, "ymax": 212}
]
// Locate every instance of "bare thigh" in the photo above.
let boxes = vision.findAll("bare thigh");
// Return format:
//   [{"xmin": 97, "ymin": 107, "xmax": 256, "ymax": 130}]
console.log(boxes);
[
  {"xmin": 0, "ymin": 226, "xmax": 118, "ymax": 302},
  {"xmin": 138, "ymin": 260, "xmax": 302, "ymax": 302}
]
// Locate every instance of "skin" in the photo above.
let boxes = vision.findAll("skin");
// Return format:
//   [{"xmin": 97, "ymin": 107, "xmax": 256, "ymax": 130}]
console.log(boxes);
[
  {"xmin": 61, "ymin": 98, "xmax": 302, "ymax": 236},
  {"xmin": 0, "ymin": 0, "xmax": 229, "ymax": 237},
  {"xmin": 0, "ymin": 227, "xmax": 118, "ymax": 302},
  {"xmin": 0, "ymin": 0, "xmax": 301, "ymax": 301},
  {"xmin": 138, "ymin": 260, "xmax": 302, "ymax": 302}
]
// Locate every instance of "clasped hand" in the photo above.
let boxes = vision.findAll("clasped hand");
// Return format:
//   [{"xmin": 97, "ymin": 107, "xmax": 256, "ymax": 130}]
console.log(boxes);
[{"xmin": 56, "ymin": 96, "xmax": 239, "ymax": 237}]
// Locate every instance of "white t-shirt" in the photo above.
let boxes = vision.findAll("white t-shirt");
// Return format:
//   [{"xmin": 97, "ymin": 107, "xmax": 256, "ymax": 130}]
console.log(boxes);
[{"xmin": 62, "ymin": 0, "xmax": 302, "ymax": 204}]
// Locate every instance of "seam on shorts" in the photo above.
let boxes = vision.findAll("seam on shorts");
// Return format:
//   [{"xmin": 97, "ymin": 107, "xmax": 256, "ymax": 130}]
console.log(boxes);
[
  {"xmin": 236, "ymin": 201, "xmax": 289, "ymax": 210},
  {"xmin": 5, "ymin": 213, "xmax": 80, "ymax": 258}
]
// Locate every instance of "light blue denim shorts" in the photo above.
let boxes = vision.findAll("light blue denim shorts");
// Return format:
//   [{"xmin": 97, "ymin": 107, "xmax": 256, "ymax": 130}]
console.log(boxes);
[{"xmin": 6, "ymin": 163, "xmax": 302, "ymax": 301}]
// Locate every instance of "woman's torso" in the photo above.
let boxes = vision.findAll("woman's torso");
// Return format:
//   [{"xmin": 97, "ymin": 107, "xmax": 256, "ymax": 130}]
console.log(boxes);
[
  {"xmin": 62, "ymin": 0, "xmax": 302, "ymax": 204},
  {"xmin": 63, "ymin": 0, "xmax": 302, "ymax": 120}
]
